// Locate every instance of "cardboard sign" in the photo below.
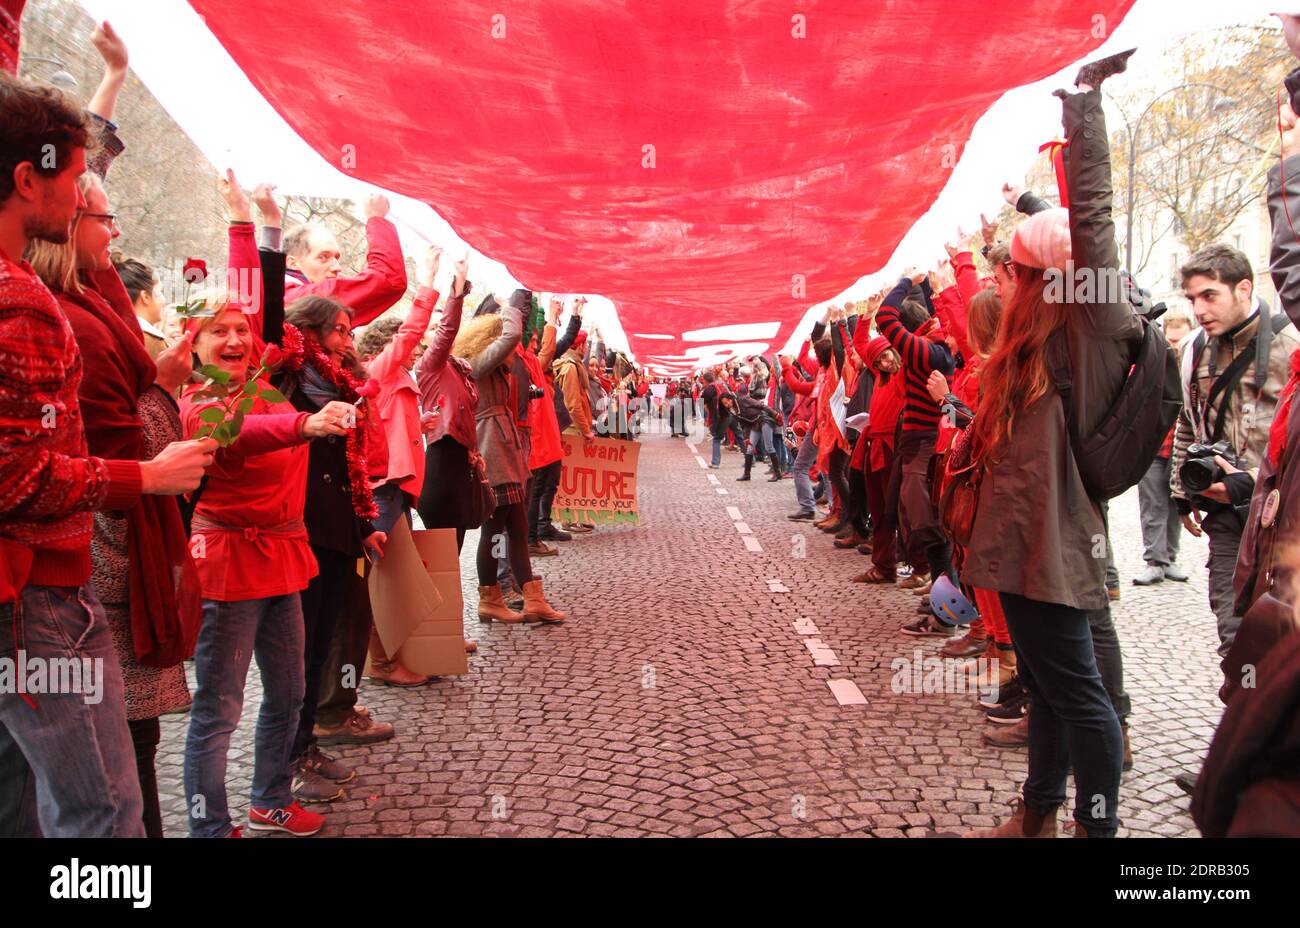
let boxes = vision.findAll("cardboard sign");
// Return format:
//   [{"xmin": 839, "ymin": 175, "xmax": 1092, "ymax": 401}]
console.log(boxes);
[
  {"xmin": 367, "ymin": 518, "xmax": 443, "ymax": 657},
  {"xmin": 553, "ymin": 432, "xmax": 640, "ymax": 525}
]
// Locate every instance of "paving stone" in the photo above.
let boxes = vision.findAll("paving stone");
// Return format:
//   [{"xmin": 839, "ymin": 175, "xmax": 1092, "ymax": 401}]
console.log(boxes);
[{"xmin": 155, "ymin": 426, "xmax": 1216, "ymax": 837}]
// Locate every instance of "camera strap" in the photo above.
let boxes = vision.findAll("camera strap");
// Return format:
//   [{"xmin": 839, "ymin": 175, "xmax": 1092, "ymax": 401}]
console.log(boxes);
[{"xmin": 1193, "ymin": 302, "xmax": 1283, "ymax": 444}]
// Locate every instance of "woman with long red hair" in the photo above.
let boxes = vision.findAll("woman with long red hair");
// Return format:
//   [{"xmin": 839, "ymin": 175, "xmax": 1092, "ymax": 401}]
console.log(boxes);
[{"xmin": 963, "ymin": 63, "xmax": 1143, "ymax": 839}]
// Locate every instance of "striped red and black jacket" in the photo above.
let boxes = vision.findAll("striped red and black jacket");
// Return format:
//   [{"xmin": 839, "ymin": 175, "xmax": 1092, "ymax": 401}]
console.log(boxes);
[{"xmin": 874, "ymin": 276, "xmax": 956, "ymax": 433}]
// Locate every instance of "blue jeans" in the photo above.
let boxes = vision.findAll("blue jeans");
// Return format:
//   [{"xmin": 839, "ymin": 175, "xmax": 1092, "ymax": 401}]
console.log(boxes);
[
  {"xmin": 999, "ymin": 592, "xmax": 1123, "ymax": 837},
  {"xmin": 184, "ymin": 594, "xmax": 305, "ymax": 837},
  {"xmin": 0, "ymin": 585, "xmax": 143, "ymax": 837},
  {"xmin": 711, "ymin": 435, "xmax": 724, "ymax": 466},
  {"xmin": 749, "ymin": 424, "xmax": 776, "ymax": 460},
  {"xmin": 792, "ymin": 430, "xmax": 818, "ymax": 512}
]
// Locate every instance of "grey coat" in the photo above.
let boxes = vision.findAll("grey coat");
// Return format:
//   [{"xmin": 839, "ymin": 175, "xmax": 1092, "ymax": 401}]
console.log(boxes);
[
  {"xmin": 470, "ymin": 304, "xmax": 531, "ymax": 489},
  {"xmin": 963, "ymin": 90, "xmax": 1144, "ymax": 612}
]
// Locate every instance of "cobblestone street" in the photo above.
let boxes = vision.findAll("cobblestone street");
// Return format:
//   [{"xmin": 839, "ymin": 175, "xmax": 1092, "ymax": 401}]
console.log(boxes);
[{"xmin": 156, "ymin": 424, "xmax": 1223, "ymax": 837}]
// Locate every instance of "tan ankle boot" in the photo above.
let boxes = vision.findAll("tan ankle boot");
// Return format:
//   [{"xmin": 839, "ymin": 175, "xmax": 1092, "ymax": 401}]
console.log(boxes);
[
  {"xmin": 964, "ymin": 799, "xmax": 1057, "ymax": 838},
  {"xmin": 994, "ymin": 646, "xmax": 1017, "ymax": 688},
  {"xmin": 367, "ymin": 659, "xmax": 432, "ymax": 687},
  {"xmin": 478, "ymin": 585, "xmax": 524, "ymax": 623},
  {"xmin": 521, "ymin": 578, "xmax": 566, "ymax": 624}
]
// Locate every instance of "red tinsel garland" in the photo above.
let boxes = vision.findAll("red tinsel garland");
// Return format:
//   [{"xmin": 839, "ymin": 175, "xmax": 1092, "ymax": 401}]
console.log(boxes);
[{"xmin": 277, "ymin": 324, "xmax": 379, "ymax": 521}]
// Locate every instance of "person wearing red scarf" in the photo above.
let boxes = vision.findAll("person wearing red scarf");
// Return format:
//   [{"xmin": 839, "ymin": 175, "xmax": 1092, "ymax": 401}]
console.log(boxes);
[{"xmin": 1, "ymin": 74, "xmax": 213, "ymax": 838}]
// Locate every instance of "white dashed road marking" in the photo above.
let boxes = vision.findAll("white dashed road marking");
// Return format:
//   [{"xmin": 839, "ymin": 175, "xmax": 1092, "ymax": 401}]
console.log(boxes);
[{"xmin": 827, "ymin": 679, "xmax": 869, "ymax": 706}]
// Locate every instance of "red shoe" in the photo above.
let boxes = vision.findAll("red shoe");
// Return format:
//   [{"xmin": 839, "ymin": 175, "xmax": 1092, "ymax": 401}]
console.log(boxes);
[
  {"xmin": 248, "ymin": 800, "xmax": 325, "ymax": 837},
  {"xmin": 227, "ymin": 825, "xmax": 243, "ymax": 838}
]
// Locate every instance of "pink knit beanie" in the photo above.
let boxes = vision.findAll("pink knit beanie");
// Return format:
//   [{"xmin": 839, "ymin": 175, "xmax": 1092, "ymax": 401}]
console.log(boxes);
[{"xmin": 1010, "ymin": 208, "xmax": 1072, "ymax": 271}]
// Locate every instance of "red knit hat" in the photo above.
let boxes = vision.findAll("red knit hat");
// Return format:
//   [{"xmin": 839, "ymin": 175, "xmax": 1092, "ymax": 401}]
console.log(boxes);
[
  {"xmin": 1, "ymin": 1, "xmax": 26, "ymax": 76},
  {"xmin": 572, "ymin": 330, "xmax": 588, "ymax": 353},
  {"xmin": 863, "ymin": 335, "xmax": 891, "ymax": 369}
]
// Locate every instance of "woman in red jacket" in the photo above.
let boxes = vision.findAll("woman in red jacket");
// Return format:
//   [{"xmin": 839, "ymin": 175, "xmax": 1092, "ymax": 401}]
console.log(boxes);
[{"xmin": 180, "ymin": 290, "xmax": 357, "ymax": 838}]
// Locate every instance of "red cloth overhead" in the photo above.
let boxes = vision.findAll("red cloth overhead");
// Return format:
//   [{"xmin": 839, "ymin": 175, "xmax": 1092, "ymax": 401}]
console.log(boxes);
[{"xmin": 190, "ymin": 0, "xmax": 1132, "ymax": 367}]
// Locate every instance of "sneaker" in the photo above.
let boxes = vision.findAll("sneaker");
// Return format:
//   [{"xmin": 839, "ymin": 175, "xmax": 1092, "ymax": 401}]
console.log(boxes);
[
  {"xmin": 1163, "ymin": 563, "xmax": 1189, "ymax": 582},
  {"xmin": 787, "ymin": 510, "xmax": 816, "ymax": 521},
  {"xmin": 911, "ymin": 581, "xmax": 933, "ymax": 597},
  {"xmin": 505, "ymin": 589, "xmax": 525, "ymax": 611},
  {"xmin": 227, "ymin": 825, "xmax": 243, "ymax": 838},
  {"xmin": 1132, "ymin": 565, "xmax": 1164, "ymax": 586},
  {"xmin": 856, "ymin": 542, "xmax": 873, "ymax": 556},
  {"xmin": 313, "ymin": 706, "xmax": 395, "ymax": 746},
  {"xmin": 985, "ymin": 689, "xmax": 1029, "ymax": 725},
  {"xmin": 898, "ymin": 571, "xmax": 931, "ymax": 591},
  {"xmin": 291, "ymin": 761, "xmax": 344, "ymax": 803},
  {"xmin": 900, "ymin": 616, "xmax": 953, "ymax": 637},
  {"xmin": 248, "ymin": 800, "xmax": 325, "ymax": 836},
  {"xmin": 528, "ymin": 541, "xmax": 559, "ymax": 558},
  {"xmin": 984, "ymin": 714, "xmax": 1029, "ymax": 747},
  {"xmin": 303, "ymin": 744, "xmax": 355, "ymax": 784},
  {"xmin": 1174, "ymin": 771, "xmax": 1197, "ymax": 795},
  {"xmin": 980, "ymin": 674, "xmax": 1025, "ymax": 710}
]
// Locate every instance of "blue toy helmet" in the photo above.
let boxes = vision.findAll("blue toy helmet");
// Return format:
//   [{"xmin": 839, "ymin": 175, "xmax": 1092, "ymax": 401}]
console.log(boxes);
[{"xmin": 930, "ymin": 575, "xmax": 978, "ymax": 627}]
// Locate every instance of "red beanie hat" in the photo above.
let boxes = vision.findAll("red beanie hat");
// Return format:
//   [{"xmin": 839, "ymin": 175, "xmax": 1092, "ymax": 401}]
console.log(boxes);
[
  {"xmin": 1, "ymin": 1, "xmax": 26, "ymax": 76},
  {"xmin": 572, "ymin": 330, "xmax": 588, "ymax": 353},
  {"xmin": 863, "ymin": 336, "xmax": 890, "ymax": 369}
]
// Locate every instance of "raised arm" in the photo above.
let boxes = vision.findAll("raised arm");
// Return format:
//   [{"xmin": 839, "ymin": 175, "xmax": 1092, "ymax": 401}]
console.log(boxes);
[
  {"xmin": 470, "ymin": 300, "xmax": 523, "ymax": 381},
  {"xmin": 1267, "ymin": 127, "xmax": 1300, "ymax": 328},
  {"xmin": 368, "ymin": 246, "xmax": 440, "ymax": 383},
  {"xmin": 1061, "ymin": 89, "xmax": 1139, "ymax": 337}
]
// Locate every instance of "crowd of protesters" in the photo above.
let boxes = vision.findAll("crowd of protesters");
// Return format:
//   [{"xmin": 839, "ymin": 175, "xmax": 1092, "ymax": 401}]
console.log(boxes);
[
  {"xmin": 689, "ymin": 45, "xmax": 1300, "ymax": 837},
  {"xmin": 3, "ymin": 15, "xmax": 1300, "ymax": 842}
]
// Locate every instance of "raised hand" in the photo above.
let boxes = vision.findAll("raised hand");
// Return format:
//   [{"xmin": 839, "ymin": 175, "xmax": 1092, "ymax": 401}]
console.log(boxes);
[
  {"xmin": 980, "ymin": 212, "xmax": 999, "ymax": 246},
  {"xmin": 217, "ymin": 169, "xmax": 252, "ymax": 223},
  {"xmin": 90, "ymin": 20, "xmax": 128, "ymax": 72},
  {"xmin": 364, "ymin": 194, "xmax": 391, "ymax": 219},
  {"xmin": 419, "ymin": 245, "xmax": 443, "ymax": 287},
  {"xmin": 1002, "ymin": 183, "xmax": 1024, "ymax": 208},
  {"xmin": 252, "ymin": 183, "xmax": 281, "ymax": 227}
]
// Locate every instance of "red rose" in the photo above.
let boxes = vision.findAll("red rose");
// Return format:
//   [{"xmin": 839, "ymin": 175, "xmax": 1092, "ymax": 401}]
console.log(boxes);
[
  {"xmin": 356, "ymin": 378, "xmax": 381, "ymax": 400},
  {"xmin": 260, "ymin": 344, "xmax": 284, "ymax": 370},
  {"xmin": 182, "ymin": 258, "xmax": 208, "ymax": 285}
]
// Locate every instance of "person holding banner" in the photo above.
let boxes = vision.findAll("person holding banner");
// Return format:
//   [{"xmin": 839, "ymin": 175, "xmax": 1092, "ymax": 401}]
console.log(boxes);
[{"xmin": 454, "ymin": 292, "xmax": 566, "ymax": 624}]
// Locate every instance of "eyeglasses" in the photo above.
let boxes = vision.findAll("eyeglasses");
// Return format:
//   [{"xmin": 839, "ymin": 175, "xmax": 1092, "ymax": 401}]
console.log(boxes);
[
  {"xmin": 332, "ymin": 324, "xmax": 353, "ymax": 340},
  {"xmin": 82, "ymin": 211, "xmax": 119, "ymax": 230}
]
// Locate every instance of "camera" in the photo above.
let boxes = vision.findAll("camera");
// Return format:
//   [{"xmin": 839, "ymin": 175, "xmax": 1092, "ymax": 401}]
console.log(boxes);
[
  {"xmin": 527, "ymin": 384, "xmax": 546, "ymax": 400},
  {"xmin": 1179, "ymin": 440, "xmax": 1239, "ymax": 495}
]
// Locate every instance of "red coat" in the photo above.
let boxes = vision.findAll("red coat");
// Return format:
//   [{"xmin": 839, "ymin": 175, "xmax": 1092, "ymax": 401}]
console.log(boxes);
[
  {"xmin": 285, "ymin": 217, "xmax": 407, "ymax": 326},
  {"xmin": 521, "ymin": 337, "xmax": 564, "ymax": 470}
]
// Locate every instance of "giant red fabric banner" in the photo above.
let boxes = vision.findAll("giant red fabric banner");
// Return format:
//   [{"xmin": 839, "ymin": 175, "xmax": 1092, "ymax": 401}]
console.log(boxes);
[{"xmin": 189, "ymin": 0, "xmax": 1133, "ymax": 370}]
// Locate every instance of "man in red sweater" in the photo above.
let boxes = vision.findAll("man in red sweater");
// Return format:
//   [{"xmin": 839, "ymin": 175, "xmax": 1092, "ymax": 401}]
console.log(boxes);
[
  {"xmin": 0, "ymin": 74, "xmax": 214, "ymax": 836},
  {"xmin": 283, "ymin": 193, "xmax": 408, "ymax": 326}
]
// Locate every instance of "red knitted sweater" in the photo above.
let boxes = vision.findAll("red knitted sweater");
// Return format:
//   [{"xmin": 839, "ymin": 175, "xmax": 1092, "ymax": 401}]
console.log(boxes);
[{"xmin": 0, "ymin": 249, "xmax": 141, "ymax": 596}]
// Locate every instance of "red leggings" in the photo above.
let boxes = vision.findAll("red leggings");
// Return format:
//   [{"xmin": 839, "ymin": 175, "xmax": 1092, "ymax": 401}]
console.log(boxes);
[{"xmin": 973, "ymin": 587, "xmax": 1012, "ymax": 646}]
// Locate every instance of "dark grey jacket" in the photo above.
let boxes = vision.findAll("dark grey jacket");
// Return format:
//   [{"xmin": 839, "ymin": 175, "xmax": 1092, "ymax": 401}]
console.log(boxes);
[
  {"xmin": 1226, "ymin": 153, "xmax": 1300, "ymax": 700},
  {"xmin": 963, "ymin": 90, "xmax": 1144, "ymax": 611}
]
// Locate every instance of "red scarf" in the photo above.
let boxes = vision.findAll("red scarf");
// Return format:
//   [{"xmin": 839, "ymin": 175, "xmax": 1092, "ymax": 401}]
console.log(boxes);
[
  {"xmin": 59, "ymin": 269, "xmax": 201, "ymax": 667},
  {"xmin": 1268, "ymin": 348, "xmax": 1300, "ymax": 468},
  {"xmin": 278, "ymin": 324, "xmax": 379, "ymax": 520}
]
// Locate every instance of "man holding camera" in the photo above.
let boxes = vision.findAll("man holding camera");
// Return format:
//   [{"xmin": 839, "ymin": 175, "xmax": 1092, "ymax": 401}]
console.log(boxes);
[{"xmin": 1171, "ymin": 245, "xmax": 1300, "ymax": 658}]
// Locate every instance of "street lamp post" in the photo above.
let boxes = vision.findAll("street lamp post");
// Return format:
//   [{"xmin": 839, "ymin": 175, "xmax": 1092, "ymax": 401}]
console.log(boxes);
[
  {"xmin": 1107, "ymin": 82, "xmax": 1239, "ymax": 276},
  {"xmin": 19, "ymin": 54, "xmax": 77, "ymax": 89}
]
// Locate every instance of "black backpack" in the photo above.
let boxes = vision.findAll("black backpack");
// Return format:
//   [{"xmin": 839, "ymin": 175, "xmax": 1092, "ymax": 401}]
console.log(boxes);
[{"xmin": 1046, "ymin": 316, "xmax": 1182, "ymax": 501}]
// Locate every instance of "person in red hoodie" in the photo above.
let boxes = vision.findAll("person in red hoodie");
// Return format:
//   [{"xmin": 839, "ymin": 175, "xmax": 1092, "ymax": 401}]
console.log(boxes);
[
  {"xmin": 852, "ymin": 336, "xmax": 903, "ymax": 583},
  {"xmin": 0, "ymin": 73, "xmax": 213, "ymax": 837},
  {"xmin": 283, "ymin": 193, "xmax": 407, "ymax": 327}
]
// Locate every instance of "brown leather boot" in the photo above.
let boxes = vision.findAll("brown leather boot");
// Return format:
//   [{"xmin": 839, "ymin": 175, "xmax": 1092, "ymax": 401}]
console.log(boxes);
[
  {"xmin": 964, "ymin": 798, "xmax": 1058, "ymax": 838},
  {"xmin": 478, "ymin": 585, "xmax": 524, "ymax": 623},
  {"xmin": 521, "ymin": 578, "xmax": 566, "ymax": 624}
]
